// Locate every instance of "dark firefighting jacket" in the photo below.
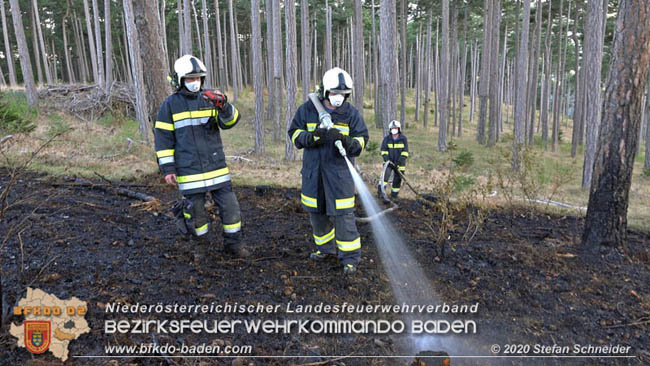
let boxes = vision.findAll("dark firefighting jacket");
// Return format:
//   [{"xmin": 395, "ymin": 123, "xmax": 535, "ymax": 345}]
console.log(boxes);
[
  {"xmin": 288, "ymin": 100, "xmax": 369, "ymax": 216},
  {"xmin": 380, "ymin": 133, "xmax": 409, "ymax": 172},
  {"xmin": 154, "ymin": 88, "xmax": 240, "ymax": 195}
]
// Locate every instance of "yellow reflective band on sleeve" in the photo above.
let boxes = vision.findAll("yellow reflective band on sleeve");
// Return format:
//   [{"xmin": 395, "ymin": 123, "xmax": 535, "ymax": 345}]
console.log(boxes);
[
  {"xmin": 223, "ymin": 221, "xmax": 241, "ymax": 233},
  {"xmin": 177, "ymin": 167, "xmax": 230, "ymax": 183},
  {"xmin": 301, "ymin": 193, "xmax": 318, "ymax": 208},
  {"xmin": 156, "ymin": 149, "xmax": 175, "ymax": 158},
  {"xmin": 172, "ymin": 109, "xmax": 216, "ymax": 122},
  {"xmin": 313, "ymin": 228, "xmax": 335, "ymax": 245},
  {"xmin": 334, "ymin": 124, "xmax": 350, "ymax": 136},
  {"xmin": 222, "ymin": 107, "xmax": 239, "ymax": 127},
  {"xmin": 155, "ymin": 121, "xmax": 174, "ymax": 131},
  {"xmin": 183, "ymin": 212, "xmax": 191, "ymax": 219},
  {"xmin": 381, "ymin": 151, "xmax": 388, "ymax": 155},
  {"xmin": 335, "ymin": 197, "xmax": 355, "ymax": 210},
  {"xmin": 401, "ymin": 151, "xmax": 409, "ymax": 157},
  {"xmin": 387, "ymin": 143, "xmax": 405, "ymax": 149},
  {"xmin": 336, "ymin": 237, "xmax": 361, "ymax": 251},
  {"xmin": 292, "ymin": 129, "xmax": 306, "ymax": 145},
  {"xmin": 195, "ymin": 223, "xmax": 209, "ymax": 236},
  {"xmin": 353, "ymin": 136, "xmax": 365, "ymax": 150},
  {"xmin": 398, "ymin": 166, "xmax": 406, "ymax": 171},
  {"xmin": 392, "ymin": 187, "xmax": 401, "ymax": 192},
  {"xmin": 306, "ymin": 123, "xmax": 317, "ymax": 131}
]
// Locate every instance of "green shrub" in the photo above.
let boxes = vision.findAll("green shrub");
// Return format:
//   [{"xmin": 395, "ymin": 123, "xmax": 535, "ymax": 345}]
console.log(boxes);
[
  {"xmin": 365, "ymin": 140, "xmax": 379, "ymax": 152},
  {"xmin": 0, "ymin": 91, "xmax": 37, "ymax": 133},
  {"xmin": 452, "ymin": 149, "xmax": 474, "ymax": 169}
]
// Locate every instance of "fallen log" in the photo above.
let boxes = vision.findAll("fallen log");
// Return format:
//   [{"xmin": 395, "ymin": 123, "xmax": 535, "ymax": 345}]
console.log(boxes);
[{"xmin": 74, "ymin": 177, "xmax": 157, "ymax": 202}]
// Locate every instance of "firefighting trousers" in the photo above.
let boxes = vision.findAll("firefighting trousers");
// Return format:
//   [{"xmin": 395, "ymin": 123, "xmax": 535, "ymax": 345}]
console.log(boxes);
[
  {"xmin": 309, "ymin": 212, "xmax": 361, "ymax": 265},
  {"xmin": 381, "ymin": 164, "xmax": 403, "ymax": 197},
  {"xmin": 183, "ymin": 183, "xmax": 242, "ymax": 248}
]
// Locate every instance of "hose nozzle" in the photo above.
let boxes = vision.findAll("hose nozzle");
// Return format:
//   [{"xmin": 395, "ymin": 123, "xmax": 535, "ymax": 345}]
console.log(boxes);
[{"xmin": 334, "ymin": 140, "xmax": 346, "ymax": 157}]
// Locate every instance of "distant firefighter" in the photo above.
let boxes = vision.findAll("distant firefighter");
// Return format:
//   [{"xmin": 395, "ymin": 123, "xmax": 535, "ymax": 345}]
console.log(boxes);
[{"xmin": 379, "ymin": 120, "xmax": 409, "ymax": 200}]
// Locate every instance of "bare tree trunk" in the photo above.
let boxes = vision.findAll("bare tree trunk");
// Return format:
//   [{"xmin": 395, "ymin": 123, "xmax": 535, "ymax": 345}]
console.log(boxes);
[
  {"xmin": 73, "ymin": 12, "xmax": 89, "ymax": 83},
  {"xmin": 104, "ymin": 0, "xmax": 112, "ymax": 92},
  {"xmin": 133, "ymin": 1, "xmax": 171, "ymax": 126},
  {"xmin": 251, "ymin": 0, "xmax": 265, "ymax": 154},
  {"xmin": 645, "ymin": 83, "xmax": 650, "ymax": 172},
  {"xmin": 354, "ymin": 0, "xmax": 365, "ymax": 117},
  {"xmin": 438, "ymin": 0, "xmax": 450, "ymax": 152},
  {"xmin": 285, "ymin": 0, "xmax": 297, "ymax": 160},
  {"xmin": 183, "ymin": 0, "xmax": 192, "ymax": 54},
  {"xmin": 422, "ymin": 15, "xmax": 432, "ymax": 129},
  {"xmin": 191, "ymin": 1, "xmax": 203, "ymax": 61},
  {"xmin": 513, "ymin": 0, "xmax": 531, "ymax": 171},
  {"xmin": 123, "ymin": 0, "xmax": 149, "ymax": 142},
  {"xmin": 82, "ymin": 0, "xmax": 98, "ymax": 83},
  {"xmin": 399, "ymin": 0, "xmax": 406, "ymax": 127},
  {"xmin": 551, "ymin": 0, "xmax": 566, "ymax": 152},
  {"xmin": 469, "ymin": 41, "xmax": 478, "ymax": 125},
  {"xmin": 227, "ymin": 0, "xmax": 239, "ymax": 100},
  {"xmin": 582, "ymin": 0, "xmax": 605, "ymax": 188},
  {"xmin": 120, "ymin": 14, "xmax": 132, "ymax": 86},
  {"xmin": 372, "ymin": 0, "xmax": 381, "ymax": 128},
  {"xmin": 159, "ymin": 0, "xmax": 168, "ymax": 61},
  {"xmin": 177, "ymin": 0, "xmax": 184, "ymax": 56},
  {"xmin": 265, "ymin": 0, "xmax": 275, "ymax": 119},
  {"xmin": 488, "ymin": 0, "xmax": 501, "ymax": 146},
  {"xmin": 30, "ymin": 8, "xmax": 43, "ymax": 85},
  {"xmin": 379, "ymin": 0, "xmax": 397, "ymax": 134},
  {"xmin": 324, "ymin": 0, "xmax": 333, "ymax": 71},
  {"xmin": 583, "ymin": 0, "xmax": 650, "ymax": 250},
  {"xmin": 541, "ymin": 0, "xmax": 552, "ymax": 149},
  {"xmin": 477, "ymin": 0, "xmax": 492, "ymax": 145},
  {"xmin": 8, "ymin": 0, "xmax": 36, "ymax": 104},
  {"xmin": 62, "ymin": 1, "xmax": 74, "ymax": 83},
  {"xmin": 91, "ymin": 0, "xmax": 104, "ymax": 87},
  {"xmin": 301, "ymin": 0, "xmax": 311, "ymax": 102},
  {"xmin": 0, "ymin": 0, "xmax": 16, "ymax": 86},
  {"xmin": 415, "ymin": 25, "xmax": 421, "ymax": 121},
  {"xmin": 272, "ymin": 0, "xmax": 283, "ymax": 141},
  {"xmin": 527, "ymin": 0, "xmax": 542, "ymax": 144},
  {"xmin": 32, "ymin": 0, "xmax": 52, "ymax": 84},
  {"xmin": 458, "ymin": 4, "xmax": 469, "ymax": 137}
]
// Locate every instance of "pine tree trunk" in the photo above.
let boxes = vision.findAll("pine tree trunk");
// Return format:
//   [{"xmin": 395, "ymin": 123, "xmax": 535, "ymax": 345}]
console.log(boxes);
[
  {"xmin": 82, "ymin": 0, "xmax": 98, "ymax": 83},
  {"xmin": 177, "ymin": 0, "xmax": 184, "ymax": 56},
  {"xmin": 438, "ymin": 0, "xmax": 450, "ymax": 152},
  {"xmin": 32, "ymin": 0, "xmax": 52, "ymax": 84},
  {"xmin": 551, "ymin": 0, "xmax": 566, "ymax": 152},
  {"xmin": 227, "ymin": 0, "xmax": 238, "ymax": 100},
  {"xmin": 0, "ymin": 0, "xmax": 16, "ymax": 86},
  {"xmin": 123, "ymin": 0, "xmax": 149, "ymax": 142},
  {"xmin": 477, "ymin": 0, "xmax": 492, "ymax": 145},
  {"xmin": 324, "ymin": 1, "xmax": 333, "ymax": 71},
  {"xmin": 183, "ymin": 0, "xmax": 192, "ymax": 54},
  {"xmin": 104, "ymin": 0, "xmax": 112, "ymax": 92},
  {"xmin": 200, "ymin": 0, "xmax": 212, "ymax": 87},
  {"xmin": 379, "ymin": 0, "xmax": 397, "ymax": 134},
  {"xmin": 487, "ymin": 0, "xmax": 501, "ymax": 146},
  {"xmin": 541, "ymin": 0, "xmax": 552, "ymax": 149},
  {"xmin": 284, "ymin": 0, "xmax": 297, "ymax": 160},
  {"xmin": 91, "ymin": 0, "xmax": 104, "ymax": 87},
  {"xmin": 301, "ymin": 0, "xmax": 310, "ymax": 102},
  {"xmin": 191, "ymin": 1, "xmax": 203, "ymax": 61},
  {"xmin": 31, "ymin": 8, "xmax": 43, "ymax": 85},
  {"xmin": 527, "ymin": 0, "xmax": 542, "ymax": 144},
  {"xmin": 583, "ymin": 0, "xmax": 650, "ymax": 250},
  {"xmin": 582, "ymin": 0, "xmax": 605, "ymax": 188},
  {"xmin": 414, "ymin": 25, "xmax": 421, "ymax": 121},
  {"xmin": 513, "ymin": 0, "xmax": 531, "ymax": 171},
  {"xmin": 354, "ymin": 0, "xmax": 365, "ymax": 117},
  {"xmin": 399, "ymin": 0, "xmax": 406, "ymax": 127},
  {"xmin": 265, "ymin": 0, "xmax": 274, "ymax": 119},
  {"xmin": 8, "ymin": 0, "xmax": 36, "ymax": 104},
  {"xmin": 422, "ymin": 15, "xmax": 432, "ymax": 129},
  {"xmin": 251, "ymin": 0, "xmax": 265, "ymax": 154},
  {"xmin": 133, "ymin": 0, "xmax": 171, "ymax": 125},
  {"xmin": 271, "ymin": 0, "xmax": 283, "ymax": 141}
]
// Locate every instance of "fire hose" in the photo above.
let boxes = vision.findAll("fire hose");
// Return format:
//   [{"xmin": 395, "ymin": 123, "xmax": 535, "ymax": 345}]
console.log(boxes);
[{"xmin": 379, "ymin": 160, "xmax": 436, "ymax": 207}]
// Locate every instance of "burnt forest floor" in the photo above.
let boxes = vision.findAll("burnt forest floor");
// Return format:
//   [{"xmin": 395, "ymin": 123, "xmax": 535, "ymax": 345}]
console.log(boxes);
[{"xmin": 0, "ymin": 171, "xmax": 648, "ymax": 366}]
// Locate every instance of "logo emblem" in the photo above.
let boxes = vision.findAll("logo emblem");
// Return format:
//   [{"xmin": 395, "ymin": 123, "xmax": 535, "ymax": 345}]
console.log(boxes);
[{"xmin": 25, "ymin": 321, "xmax": 51, "ymax": 354}]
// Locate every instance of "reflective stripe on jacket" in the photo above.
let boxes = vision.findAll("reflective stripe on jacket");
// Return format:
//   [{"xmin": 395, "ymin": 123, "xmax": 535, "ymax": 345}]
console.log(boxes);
[
  {"xmin": 154, "ymin": 89, "xmax": 240, "ymax": 195},
  {"xmin": 288, "ymin": 100, "xmax": 369, "ymax": 215}
]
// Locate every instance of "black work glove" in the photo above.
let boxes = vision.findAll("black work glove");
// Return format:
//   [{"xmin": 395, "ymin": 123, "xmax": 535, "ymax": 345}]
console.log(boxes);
[
  {"xmin": 326, "ymin": 128, "xmax": 343, "ymax": 142},
  {"xmin": 306, "ymin": 133, "xmax": 325, "ymax": 148},
  {"xmin": 202, "ymin": 90, "xmax": 228, "ymax": 110},
  {"xmin": 314, "ymin": 128, "xmax": 327, "ymax": 140},
  {"xmin": 340, "ymin": 134, "xmax": 352, "ymax": 150}
]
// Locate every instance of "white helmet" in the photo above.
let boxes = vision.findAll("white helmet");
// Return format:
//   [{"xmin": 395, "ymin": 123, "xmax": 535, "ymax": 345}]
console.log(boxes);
[
  {"xmin": 389, "ymin": 120, "xmax": 401, "ymax": 130},
  {"xmin": 322, "ymin": 67, "xmax": 353, "ymax": 96},
  {"xmin": 174, "ymin": 55, "xmax": 207, "ymax": 86}
]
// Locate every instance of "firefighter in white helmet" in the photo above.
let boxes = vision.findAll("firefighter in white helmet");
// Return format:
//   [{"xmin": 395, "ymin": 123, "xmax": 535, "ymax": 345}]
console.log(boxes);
[
  {"xmin": 154, "ymin": 55, "xmax": 249, "ymax": 257},
  {"xmin": 379, "ymin": 120, "xmax": 409, "ymax": 200},
  {"xmin": 288, "ymin": 67, "xmax": 369, "ymax": 275}
]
